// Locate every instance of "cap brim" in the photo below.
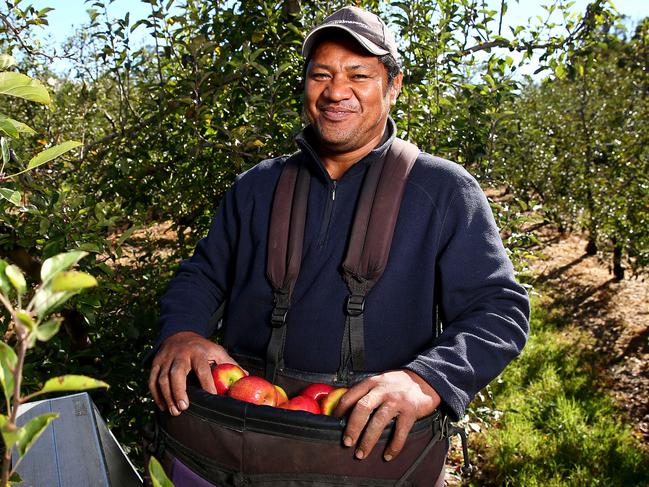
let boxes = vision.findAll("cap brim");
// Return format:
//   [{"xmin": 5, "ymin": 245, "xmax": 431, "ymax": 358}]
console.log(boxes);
[{"xmin": 301, "ymin": 25, "xmax": 389, "ymax": 58}]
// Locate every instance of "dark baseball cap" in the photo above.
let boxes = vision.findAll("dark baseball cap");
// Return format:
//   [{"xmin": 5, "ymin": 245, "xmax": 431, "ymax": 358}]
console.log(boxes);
[{"xmin": 301, "ymin": 6, "xmax": 399, "ymax": 62}]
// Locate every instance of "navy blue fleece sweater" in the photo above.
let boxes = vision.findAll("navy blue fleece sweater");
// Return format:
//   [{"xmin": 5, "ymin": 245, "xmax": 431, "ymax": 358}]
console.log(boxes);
[{"xmin": 157, "ymin": 120, "xmax": 530, "ymax": 420}]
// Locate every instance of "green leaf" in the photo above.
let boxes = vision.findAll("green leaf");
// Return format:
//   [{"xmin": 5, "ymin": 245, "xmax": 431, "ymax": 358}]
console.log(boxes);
[
  {"xmin": 0, "ymin": 117, "xmax": 17, "ymax": 138},
  {"xmin": 0, "ymin": 114, "xmax": 36, "ymax": 139},
  {"xmin": 8, "ymin": 471, "xmax": 23, "ymax": 484},
  {"xmin": 25, "ymin": 140, "xmax": 82, "ymax": 171},
  {"xmin": 30, "ymin": 287, "xmax": 75, "ymax": 320},
  {"xmin": 10, "ymin": 119, "xmax": 35, "ymax": 135},
  {"xmin": 0, "ymin": 342, "xmax": 17, "ymax": 406},
  {"xmin": 148, "ymin": 456, "xmax": 175, "ymax": 487},
  {"xmin": 35, "ymin": 318, "xmax": 62, "ymax": 342},
  {"xmin": 5, "ymin": 264, "xmax": 26, "ymax": 295},
  {"xmin": 0, "ymin": 259, "xmax": 11, "ymax": 295},
  {"xmin": 250, "ymin": 61, "xmax": 268, "ymax": 76},
  {"xmin": 116, "ymin": 226, "xmax": 139, "ymax": 247},
  {"xmin": 1, "ymin": 136, "xmax": 9, "ymax": 164},
  {"xmin": 51, "ymin": 271, "xmax": 97, "ymax": 292},
  {"xmin": 35, "ymin": 375, "xmax": 109, "ymax": 396},
  {"xmin": 15, "ymin": 310, "xmax": 36, "ymax": 332},
  {"xmin": 0, "ymin": 414, "xmax": 21, "ymax": 451},
  {"xmin": 0, "ymin": 72, "xmax": 51, "ymax": 104},
  {"xmin": 15, "ymin": 412, "xmax": 58, "ymax": 456},
  {"xmin": 76, "ymin": 242, "xmax": 102, "ymax": 253},
  {"xmin": 0, "ymin": 54, "xmax": 16, "ymax": 69},
  {"xmin": 0, "ymin": 413, "xmax": 59, "ymax": 459},
  {"xmin": 0, "ymin": 188, "xmax": 22, "ymax": 207},
  {"xmin": 40, "ymin": 250, "xmax": 88, "ymax": 285}
]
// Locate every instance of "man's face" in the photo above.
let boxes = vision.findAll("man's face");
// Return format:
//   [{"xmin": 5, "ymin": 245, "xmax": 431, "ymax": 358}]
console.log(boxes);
[{"xmin": 304, "ymin": 37, "xmax": 402, "ymax": 155}]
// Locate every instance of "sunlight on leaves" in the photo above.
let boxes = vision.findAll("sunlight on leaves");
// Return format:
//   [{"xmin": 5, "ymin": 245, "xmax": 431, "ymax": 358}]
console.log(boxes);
[{"xmin": 35, "ymin": 375, "xmax": 109, "ymax": 396}]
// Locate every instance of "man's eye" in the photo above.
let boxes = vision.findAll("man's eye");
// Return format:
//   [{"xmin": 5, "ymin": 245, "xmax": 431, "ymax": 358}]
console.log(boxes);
[
  {"xmin": 311, "ymin": 72, "xmax": 329, "ymax": 80},
  {"xmin": 352, "ymin": 74, "xmax": 369, "ymax": 79}
]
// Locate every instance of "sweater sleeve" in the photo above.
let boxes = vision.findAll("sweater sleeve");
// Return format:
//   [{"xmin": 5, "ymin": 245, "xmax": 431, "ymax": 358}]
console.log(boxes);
[
  {"xmin": 151, "ymin": 183, "xmax": 241, "ymax": 355},
  {"xmin": 403, "ymin": 178, "xmax": 530, "ymax": 420}
]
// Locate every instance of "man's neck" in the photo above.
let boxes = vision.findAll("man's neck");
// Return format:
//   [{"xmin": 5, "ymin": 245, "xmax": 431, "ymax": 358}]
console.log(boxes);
[{"xmin": 317, "ymin": 131, "xmax": 386, "ymax": 181}]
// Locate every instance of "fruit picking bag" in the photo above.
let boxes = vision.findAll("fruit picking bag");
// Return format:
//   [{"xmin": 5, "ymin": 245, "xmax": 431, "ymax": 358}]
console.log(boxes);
[{"xmin": 144, "ymin": 361, "xmax": 449, "ymax": 487}]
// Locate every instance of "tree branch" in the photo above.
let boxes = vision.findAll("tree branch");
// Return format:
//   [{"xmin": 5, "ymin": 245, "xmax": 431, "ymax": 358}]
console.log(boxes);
[{"xmin": 0, "ymin": 11, "xmax": 72, "ymax": 62}]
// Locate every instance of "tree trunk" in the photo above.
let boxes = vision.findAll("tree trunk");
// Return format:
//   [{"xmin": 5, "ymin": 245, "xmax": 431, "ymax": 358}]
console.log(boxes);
[
  {"xmin": 613, "ymin": 239, "xmax": 624, "ymax": 280},
  {"xmin": 585, "ymin": 237, "xmax": 598, "ymax": 256}
]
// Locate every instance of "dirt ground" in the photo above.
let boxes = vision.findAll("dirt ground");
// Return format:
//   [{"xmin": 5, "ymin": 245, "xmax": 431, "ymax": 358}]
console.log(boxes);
[
  {"xmin": 527, "ymin": 227, "xmax": 648, "ymax": 444},
  {"xmin": 445, "ymin": 225, "xmax": 649, "ymax": 485}
]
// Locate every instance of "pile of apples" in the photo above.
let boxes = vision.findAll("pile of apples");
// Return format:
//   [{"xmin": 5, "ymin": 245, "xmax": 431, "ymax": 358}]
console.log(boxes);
[{"xmin": 211, "ymin": 363, "xmax": 347, "ymax": 415}]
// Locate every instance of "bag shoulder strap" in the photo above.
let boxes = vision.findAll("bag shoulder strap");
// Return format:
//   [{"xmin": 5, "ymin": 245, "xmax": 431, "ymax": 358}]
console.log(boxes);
[
  {"xmin": 266, "ymin": 152, "xmax": 310, "ymax": 297},
  {"xmin": 341, "ymin": 138, "xmax": 420, "ymax": 287},
  {"xmin": 265, "ymin": 152, "xmax": 310, "ymax": 382},
  {"xmin": 338, "ymin": 138, "xmax": 420, "ymax": 376}
]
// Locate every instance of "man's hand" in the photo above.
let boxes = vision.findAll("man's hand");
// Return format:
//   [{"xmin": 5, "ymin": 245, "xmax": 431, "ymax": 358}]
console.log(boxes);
[
  {"xmin": 334, "ymin": 370, "xmax": 441, "ymax": 461},
  {"xmin": 148, "ymin": 331, "xmax": 241, "ymax": 416}
]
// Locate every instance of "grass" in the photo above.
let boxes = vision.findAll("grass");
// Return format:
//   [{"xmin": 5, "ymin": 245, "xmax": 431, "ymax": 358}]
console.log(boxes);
[{"xmin": 466, "ymin": 294, "xmax": 649, "ymax": 487}]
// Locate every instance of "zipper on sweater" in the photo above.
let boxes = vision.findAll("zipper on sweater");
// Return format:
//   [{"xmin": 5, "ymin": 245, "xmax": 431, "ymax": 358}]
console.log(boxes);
[{"xmin": 317, "ymin": 180, "xmax": 337, "ymax": 248}]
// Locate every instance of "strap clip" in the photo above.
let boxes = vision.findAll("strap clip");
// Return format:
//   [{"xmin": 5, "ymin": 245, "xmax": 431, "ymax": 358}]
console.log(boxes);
[
  {"xmin": 345, "ymin": 294, "xmax": 365, "ymax": 316},
  {"xmin": 270, "ymin": 306, "xmax": 288, "ymax": 327},
  {"xmin": 446, "ymin": 420, "xmax": 473, "ymax": 476},
  {"xmin": 271, "ymin": 290, "xmax": 290, "ymax": 327}
]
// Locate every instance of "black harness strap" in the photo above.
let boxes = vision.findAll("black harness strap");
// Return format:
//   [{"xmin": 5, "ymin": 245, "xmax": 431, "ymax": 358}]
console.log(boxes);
[
  {"xmin": 339, "ymin": 138, "xmax": 420, "ymax": 376},
  {"xmin": 265, "ymin": 154, "xmax": 310, "ymax": 383},
  {"xmin": 265, "ymin": 138, "xmax": 420, "ymax": 383}
]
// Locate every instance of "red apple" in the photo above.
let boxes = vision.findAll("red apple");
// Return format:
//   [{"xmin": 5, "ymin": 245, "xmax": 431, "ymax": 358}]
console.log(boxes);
[
  {"xmin": 278, "ymin": 395, "xmax": 320, "ymax": 414},
  {"xmin": 274, "ymin": 385, "xmax": 289, "ymax": 406},
  {"xmin": 227, "ymin": 376, "xmax": 277, "ymax": 406},
  {"xmin": 211, "ymin": 363, "xmax": 246, "ymax": 395},
  {"xmin": 300, "ymin": 383, "xmax": 334, "ymax": 404},
  {"xmin": 320, "ymin": 387, "xmax": 348, "ymax": 416}
]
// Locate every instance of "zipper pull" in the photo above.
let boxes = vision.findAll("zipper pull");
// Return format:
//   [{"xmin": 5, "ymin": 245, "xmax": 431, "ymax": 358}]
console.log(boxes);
[{"xmin": 331, "ymin": 180, "xmax": 337, "ymax": 201}]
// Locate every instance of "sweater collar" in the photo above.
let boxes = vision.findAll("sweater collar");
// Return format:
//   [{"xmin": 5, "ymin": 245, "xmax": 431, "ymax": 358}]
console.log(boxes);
[{"xmin": 294, "ymin": 117, "xmax": 397, "ymax": 182}]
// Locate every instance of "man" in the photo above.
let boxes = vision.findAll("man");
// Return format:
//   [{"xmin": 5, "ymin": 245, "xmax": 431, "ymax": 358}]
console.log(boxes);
[{"xmin": 149, "ymin": 4, "xmax": 529, "ymax": 477}]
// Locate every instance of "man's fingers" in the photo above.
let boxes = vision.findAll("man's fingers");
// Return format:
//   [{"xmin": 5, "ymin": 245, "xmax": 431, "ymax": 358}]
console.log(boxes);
[
  {"xmin": 342, "ymin": 389, "xmax": 381, "ymax": 448},
  {"xmin": 147, "ymin": 365, "xmax": 165, "ymax": 411},
  {"xmin": 170, "ymin": 359, "xmax": 191, "ymax": 412},
  {"xmin": 354, "ymin": 404, "xmax": 395, "ymax": 460},
  {"xmin": 384, "ymin": 413, "xmax": 416, "ymax": 461},
  {"xmin": 157, "ymin": 366, "xmax": 178, "ymax": 415},
  {"xmin": 148, "ymin": 334, "xmax": 251, "ymax": 417},
  {"xmin": 208, "ymin": 346, "xmax": 249, "ymax": 375},
  {"xmin": 334, "ymin": 380, "xmax": 372, "ymax": 417},
  {"xmin": 194, "ymin": 359, "xmax": 217, "ymax": 394}
]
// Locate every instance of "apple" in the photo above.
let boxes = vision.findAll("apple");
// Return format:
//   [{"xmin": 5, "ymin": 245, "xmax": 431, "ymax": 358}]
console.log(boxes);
[
  {"xmin": 227, "ymin": 376, "xmax": 277, "ymax": 406},
  {"xmin": 211, "ymin": 363, "xmax": 246, "ymax": 394},
  {"xmin": 320, "ymin": 387, "xmax": 348, "ymax": 416},
  {"xmin": 274, "ymin": 385, "xmax": 289, "ymax": 406},
  {"xmin": 300, "ymin": 383, "xmax": 334, "ymax": 404},
  {"xmin": 278, "ymin": 395, "xmax": 320, "ymax": 414}
]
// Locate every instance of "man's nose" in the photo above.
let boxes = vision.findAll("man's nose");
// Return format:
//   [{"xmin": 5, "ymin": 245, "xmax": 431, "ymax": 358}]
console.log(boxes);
[{"xmin": 323, "ymin": 75, "xmax": 352, "ymax": 101}]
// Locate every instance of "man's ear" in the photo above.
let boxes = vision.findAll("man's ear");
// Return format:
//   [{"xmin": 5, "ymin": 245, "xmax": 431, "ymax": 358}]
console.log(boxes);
[{"xmin": 389, "ymin": 71, "xmax": 404, "ymax": 106}]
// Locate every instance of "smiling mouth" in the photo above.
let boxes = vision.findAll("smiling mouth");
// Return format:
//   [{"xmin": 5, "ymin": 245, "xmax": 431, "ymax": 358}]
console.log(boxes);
[{"xmin": 319, "ymin": 106, "xmax": 358, "ymax": 121}]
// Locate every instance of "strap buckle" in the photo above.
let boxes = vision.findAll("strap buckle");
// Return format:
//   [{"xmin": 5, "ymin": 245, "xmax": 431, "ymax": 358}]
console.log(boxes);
[
  {"xmin": 270, "ymin": 306, "xmax": 288, "ymax": 328},
  {"xmin": 345, "ymin": 294, "xmax": 365, "ymax": 316},
  {"xmin": 271, "ymin": 290, "xmax": 289, "ymax": 328}
]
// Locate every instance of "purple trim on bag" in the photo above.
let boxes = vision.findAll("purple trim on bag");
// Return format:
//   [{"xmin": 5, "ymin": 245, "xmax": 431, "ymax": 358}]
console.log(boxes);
[{"xmin": 171, "ymin": 457, "xmax": 216, "ymax": 487}]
